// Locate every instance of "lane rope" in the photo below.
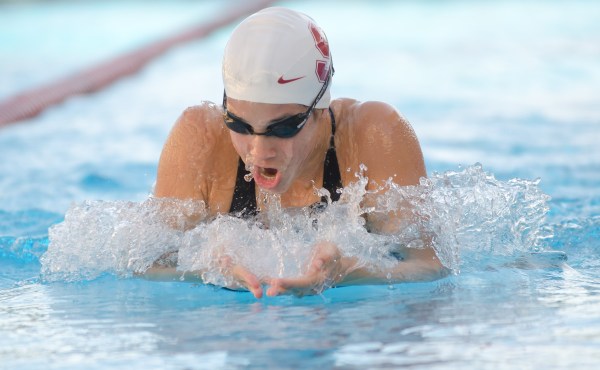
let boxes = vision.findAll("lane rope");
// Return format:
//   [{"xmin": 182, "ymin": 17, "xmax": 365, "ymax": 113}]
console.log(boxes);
[{"xmin": 0, "ymin": 0, "xmax": 276, "ymax": 127}]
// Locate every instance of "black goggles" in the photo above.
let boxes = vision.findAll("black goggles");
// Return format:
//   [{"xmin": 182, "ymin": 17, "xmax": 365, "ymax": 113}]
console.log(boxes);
[{"xmin": 223, "ymin": 65, "xmax": 333, "ymax": 138}]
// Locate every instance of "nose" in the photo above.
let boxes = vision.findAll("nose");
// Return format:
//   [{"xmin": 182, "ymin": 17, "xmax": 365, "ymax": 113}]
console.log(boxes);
[{"xmin": 249, "ymin": 135, "xmax": 277, "ymax": 161}]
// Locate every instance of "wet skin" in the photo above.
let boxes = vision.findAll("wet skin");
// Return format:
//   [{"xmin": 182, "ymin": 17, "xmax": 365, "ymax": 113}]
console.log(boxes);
[{"xmin": 152, "ymin": 98, "xmax": 446, "ymax": 297}]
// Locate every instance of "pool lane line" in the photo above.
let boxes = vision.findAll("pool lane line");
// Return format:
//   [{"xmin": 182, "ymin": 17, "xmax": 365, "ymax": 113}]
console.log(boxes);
[{"xmin": 0, "ymin": 0, "xmax": 277, "ymax": 128}]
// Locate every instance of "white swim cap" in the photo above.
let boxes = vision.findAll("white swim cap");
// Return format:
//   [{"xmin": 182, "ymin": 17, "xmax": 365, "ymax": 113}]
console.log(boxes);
[{"xmin": 222, "ymin": 7, "xmax": 333, "ymax": 109}]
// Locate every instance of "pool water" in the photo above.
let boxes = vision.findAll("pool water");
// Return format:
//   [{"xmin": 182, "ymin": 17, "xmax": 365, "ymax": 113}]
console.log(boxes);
[{"xmin": 2, "ymin": 1, "xmax": 600, "ymax": 369}]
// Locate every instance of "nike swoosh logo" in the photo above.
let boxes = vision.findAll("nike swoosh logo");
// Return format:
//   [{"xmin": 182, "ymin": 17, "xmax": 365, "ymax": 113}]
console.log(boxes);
[{"xmin": 277, "ymin": 75, "xmax": 305, "ymax": 84}]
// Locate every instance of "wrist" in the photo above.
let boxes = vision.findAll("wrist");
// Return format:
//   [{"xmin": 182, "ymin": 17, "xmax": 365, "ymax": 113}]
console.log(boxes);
[{"xmin": 338, "ymin": 256, "xmax": 366, "ymax": 285}]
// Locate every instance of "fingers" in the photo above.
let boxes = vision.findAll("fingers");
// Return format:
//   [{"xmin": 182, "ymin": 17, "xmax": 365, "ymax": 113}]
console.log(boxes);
[
  {"xmin": 215, "ymin": 242, "xmax": 344, "ymax": 299},
  {"xmin": 219, "ymin": 256, "xmax": 263, "ymax": 299},
  {"xmin": 308, "ymin": 257, "xmax": 324, "ymax": 273},
  {"xmin": 266, "ymin": 244, "xmax": 343, "ymax": 297},
  {"xmin": 266, "ymin": 275, "xmax": 315, "ymax": 297},
  {"xmin": 231, "ymin": 264, "xmax": 263, "ymax": 299}
]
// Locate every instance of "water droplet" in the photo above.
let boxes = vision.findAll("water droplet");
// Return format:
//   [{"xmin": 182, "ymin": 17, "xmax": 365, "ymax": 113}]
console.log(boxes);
[
  {"xmin": 244, "ymin": 162, "xmax": 254, "ymax": 182},
  {"xmin": 385, "ymin": 272, "xmax": 394, "ymax": 290}
]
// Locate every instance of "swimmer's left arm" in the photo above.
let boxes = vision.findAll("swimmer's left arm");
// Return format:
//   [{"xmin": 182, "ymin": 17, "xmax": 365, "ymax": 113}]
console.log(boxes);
[
  {"xmin": 267, "ymin": 102, "xmax": 447, "ymax": 297},
  {"xmin": 337, "ymin": 246, "xmax": 448, "ymax": 286},
  {"xmin": 354, "ymin": 101, "xmax": 447, "ymax": 280},
  {"xmin": 267, "ymin": 240, "xmax": 446, "ymax": 297}
]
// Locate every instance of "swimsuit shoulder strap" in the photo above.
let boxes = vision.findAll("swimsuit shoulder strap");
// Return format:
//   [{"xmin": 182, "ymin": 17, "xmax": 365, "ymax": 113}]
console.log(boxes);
[
  {"xmin": 322, "ymin": 107, "xmax": 343, "ymax": 202},
  {"xmin": 229, "ymin": 157, "xmax": 258, "ymax": 217}
]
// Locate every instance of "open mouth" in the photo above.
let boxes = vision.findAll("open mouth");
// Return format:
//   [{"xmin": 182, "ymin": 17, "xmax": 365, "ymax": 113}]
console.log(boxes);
[
  {"xmin": 253, "ymin": 166, "xmax": 282, "ymax": 190},
  {"xmin": 260, "ymin": 167, "xmax": 278, "ymax": 179}
]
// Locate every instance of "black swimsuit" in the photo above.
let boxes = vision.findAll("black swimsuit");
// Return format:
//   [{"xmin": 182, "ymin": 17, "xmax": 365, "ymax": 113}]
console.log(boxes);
[{"xmin": 229, "ymin": 107, "xmax": 342, "ymax": 217}]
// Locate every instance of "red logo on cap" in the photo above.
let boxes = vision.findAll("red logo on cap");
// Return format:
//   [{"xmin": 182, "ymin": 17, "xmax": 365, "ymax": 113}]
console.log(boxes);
[
  {"xmin": 277, "ymin": 75, "xmax": 305, "ymax": 84},
  {"xmin": 315, "ymin": 61, "xmax": 329, "ymax": 83},
  {"xmin": 309, "ymin": 22, "xmax": 329, "ymax": 58}
]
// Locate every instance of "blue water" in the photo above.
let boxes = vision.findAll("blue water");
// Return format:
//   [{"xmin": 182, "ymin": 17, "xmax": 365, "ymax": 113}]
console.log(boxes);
[
  {"xmin": 2, "ymin": 0, "xmax": 600, "ymax": 369},
  {"xmin": 0, "ymin": 0, "xmax": 224, "ymax": 100}
]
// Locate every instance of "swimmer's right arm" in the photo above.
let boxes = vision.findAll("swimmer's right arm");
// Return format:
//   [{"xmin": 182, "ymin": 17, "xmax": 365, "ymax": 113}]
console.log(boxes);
[
  {"xmin": 153, "ymin": 106, "xmax": 229, "ymax": 230},
  {"xmin": 154, "ymin": 107, "xmax": 213, "ymax": 202},
  {"xmin": 138, "ymin": 255, "xmax": 265, "ymax": 299},
  {"xmin": 139, "ymin": 267, "xmax": 264, "ymax": 299}
]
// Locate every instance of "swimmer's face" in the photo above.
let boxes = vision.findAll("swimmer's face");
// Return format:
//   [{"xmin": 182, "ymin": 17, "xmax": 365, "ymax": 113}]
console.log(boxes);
[{"xmin": 225, "ymin": 97, "xmax": 323, "ymax": 193}]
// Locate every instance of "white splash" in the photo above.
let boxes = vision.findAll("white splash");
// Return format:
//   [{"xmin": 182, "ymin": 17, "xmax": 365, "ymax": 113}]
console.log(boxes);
[{"xmin": 41, "ymin": 164, "xmax": 552, "ymax": 284}]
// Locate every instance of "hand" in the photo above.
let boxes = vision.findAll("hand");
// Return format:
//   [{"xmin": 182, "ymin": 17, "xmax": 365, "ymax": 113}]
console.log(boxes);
[
  {"xmin": 266, "ymin": 242, "xmax": 355, "ymax": 297},
  {"xmin": 218, "ymin": 255, "xmax": 264, "ymax": 299}
]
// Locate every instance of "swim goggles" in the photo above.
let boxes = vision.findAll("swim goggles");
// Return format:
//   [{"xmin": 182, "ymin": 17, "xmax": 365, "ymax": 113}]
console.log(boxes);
[{"xmin": 222, "ymin": 65, "xmax": 333, "ymax": 138}]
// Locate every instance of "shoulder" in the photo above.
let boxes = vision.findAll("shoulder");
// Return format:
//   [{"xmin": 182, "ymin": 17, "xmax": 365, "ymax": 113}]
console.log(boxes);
[
  {"xmin": 332, "ymin": 98, "xmax": 425, "ymax": 186},
  {"xmin": 332, "ymin": 98, "xmax": 412, "ymax": 138},
  {"xmin": 170, "ymin": 102, "xmax": 225, "ymax": 142},
  {"xmin": 154, "ymin": 102, "xmax": 235, "ymax": 199},
  {"xmin": 161, "ymin": 102, "xmax": 232, "ymax": 162}
]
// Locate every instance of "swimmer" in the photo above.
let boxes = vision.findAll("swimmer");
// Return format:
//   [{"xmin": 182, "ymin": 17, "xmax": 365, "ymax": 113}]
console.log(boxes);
[{"xmin": 150, "ymin": 7, "xmax": 447, "ymax": 298}]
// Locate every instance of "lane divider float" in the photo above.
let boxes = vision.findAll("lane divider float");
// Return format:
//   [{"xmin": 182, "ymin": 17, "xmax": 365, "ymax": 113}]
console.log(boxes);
[{"xmin": 0, "ymin": 0, "xmax": 276, "ymax": 127}]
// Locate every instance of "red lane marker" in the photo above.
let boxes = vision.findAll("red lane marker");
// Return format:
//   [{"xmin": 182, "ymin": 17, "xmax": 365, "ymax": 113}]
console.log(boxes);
[{"xmin": 0, "ymin": 0, "xmax": 276, "ymax": 127}]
